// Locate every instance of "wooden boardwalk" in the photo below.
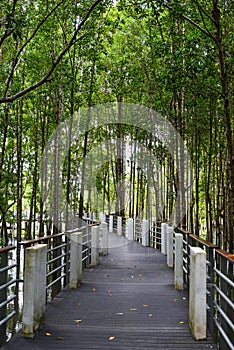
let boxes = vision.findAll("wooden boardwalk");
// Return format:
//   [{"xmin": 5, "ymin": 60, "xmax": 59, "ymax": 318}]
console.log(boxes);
[{"xmin": 2, "ymin": 234, "xmax": 217, "ymax": 349}]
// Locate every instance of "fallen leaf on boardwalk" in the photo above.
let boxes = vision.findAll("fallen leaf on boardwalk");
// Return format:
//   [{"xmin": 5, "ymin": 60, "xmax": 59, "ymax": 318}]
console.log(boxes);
[
  {"xmin": 130, "ymin": 308, "xmax": 137, "ymax": 311},
  {"xmin": 74, "ymin": 319, "xmax": 82, "ymax": 323},
  {"xmin": 116, "ymin": 312, "xmax": 124, "ymax": 316},
  {"xmin": 109, "ymin": 336, "xmax": 115, "ymax": 341},
  {"xmin": 182, "ymin": 297, "xmax": 186, "ymax": 300},
  {"xmin": 179, "ymin": 321, "xmax": 184, "ymax": 324},
  {"xmin": 138, "ymin": 278, "xmax": 142, "ymax": 281},
  {"xmin": 131, "ymin": 275, "xmax": 134, "ymax": 278},
  {"xmin": 45, "ymin": 332, "xmax": 52, "ymax": 336},
  {"xmin": 92, "ymin": 288, "xmax": 96, "ymax": 292},
  {"xmin": 57, "ymin": 336, "xmax": 64, "ymax": 340},
  {"xmin": 173, "ymin": 298, "xmax": 178, "ymax": 302},
  {"xmin": 138, "ymin": 274, "xmax": 143, "ymax": 277},
  {"xmin": 148, "ymin": 313, "xmax": 153, "ymax": 317},
  {"xmin": 77, "ymin": 303, "xmax": 81, "ymax": 306},
  {"xmin": 143, "ymin": 304, "xmax": 149, "ymax": 308}
]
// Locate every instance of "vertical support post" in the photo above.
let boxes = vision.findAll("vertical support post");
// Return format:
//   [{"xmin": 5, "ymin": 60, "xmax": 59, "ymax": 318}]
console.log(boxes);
[
  {"xmin": 161, "ymin": 223, "xmax": 168, "ymax": 255},
  {"xmin": 90, "ymin": 226, "xmax": 99, "ymax": 266},
  {"xmin": 174, "ymin": 233, "xmax": 184, "ymax": 290},
  {"xmin": 142, "ymin": 219, "xmax": 149, "ymax": 246},
  {"xmin": 69, "ymin": 232, "xmax": 83, "ymax": 289},
  {"xmin": 101, "ymin": 222, "xmax": 108, "ymax": 255},
  {"xmin": 167, "ymin": 226, "xmax": 174, "ymax": 268},
  {"xmin": 22, "ymin": 244, "xmax": 47, "ymax": 338},
  {"xmin": 109, "ymin": 215, "xmax": 113, "ymax": 233},
  {"xmin": 128, "ymin": 218, "xmax": 134, "ymax": 241},
  {"xmin": 93, "ymin": 212, "xmax": 96, "ymax": 221},
  {"xmin": 189, "ymin": 247, "xmax": 207, "ymax": 340},
  {"xmin": 117, "ymin": 216, "xmax": 122, "ymax": 236}
]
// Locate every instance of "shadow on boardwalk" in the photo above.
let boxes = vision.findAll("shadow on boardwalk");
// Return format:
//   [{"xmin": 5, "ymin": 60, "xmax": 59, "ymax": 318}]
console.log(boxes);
[{"xmin": 2, "ymin": 234, "xmax": 217, "ymax": 349}]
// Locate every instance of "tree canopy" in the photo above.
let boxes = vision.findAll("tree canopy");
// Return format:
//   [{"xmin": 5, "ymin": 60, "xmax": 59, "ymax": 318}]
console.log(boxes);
[{"xmin": 0, "ymin": 0, "xmax": 233, "ymax": 252}]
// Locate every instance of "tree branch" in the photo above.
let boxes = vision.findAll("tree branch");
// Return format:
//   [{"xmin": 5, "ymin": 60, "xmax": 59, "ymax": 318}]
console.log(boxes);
[
  {"xmin": 3, "ymin": 0, "xmax": 66, "ymax": 98},
  {"xmin": 0, "ymin": 0, "xmax": 103, "ymax": 103},
  {"xmin": 165, "ymin": 4, "xmax": 218, "ymax": 45}
]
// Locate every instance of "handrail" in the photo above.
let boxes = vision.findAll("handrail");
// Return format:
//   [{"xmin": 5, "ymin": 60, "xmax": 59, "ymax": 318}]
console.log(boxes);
[
  {"xmin": 19, "ymin": 223, "xmax": 99, "ymax": 247},
  {"xmin": 0, "ymin": 246, "xmax": 16, "ymax": 254},
  {"xmin": 216, "ymin": 249, "xmax": 234, "ymax": 263}
]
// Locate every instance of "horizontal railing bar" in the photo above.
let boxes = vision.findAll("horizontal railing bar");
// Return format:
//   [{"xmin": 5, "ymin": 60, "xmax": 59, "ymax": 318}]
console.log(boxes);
[
  {"xmin": 46, "ymin": 274, "xmax": 66, "ymax": 290},
  {"xmin": 46, "ymin": 264, "xmax": 66, "ymax": 278},
  {"xmin": 214, "ymin": 301, "xmax": 234, "ymax": 332},
  {"xmin": 214, "ymin": 267, "xmax": 234, "ymax": 288},
  {"xmin": 47, "ymin": 253, "xmax": 66, "ymax": 265},
  {"xmin": 0, "ymin": 295, "xmax": 16, "ymax": 309},
  {"xmin": 0, "ymin": 311, "xmax": 16, "ymax": 327},
  {"xmin": 0, "ymin": 263, "xmax": 17, "ymax": 274},
  {"xmin": 214, "ymin": 285, "xmax": 234, "ymax": 310},
  {"xmin": 213, "ymin": 318, "xmax": 234, "ymax": 350},
  {"xmin": 47, "ymin": 243, "xmax": 67, "ymax": 253},
  {"xmin": 0, "ymin": 279, "xmax": 17, "ymax": 291}
]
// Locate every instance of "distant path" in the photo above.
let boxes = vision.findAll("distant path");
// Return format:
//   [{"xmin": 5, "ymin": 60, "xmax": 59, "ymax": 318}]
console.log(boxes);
[{"xmin": 2, "ymin": 236, "xmax": 217, "ymax": 349}]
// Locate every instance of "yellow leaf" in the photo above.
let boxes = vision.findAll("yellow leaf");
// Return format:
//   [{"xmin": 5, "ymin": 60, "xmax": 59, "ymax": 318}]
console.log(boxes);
[
  {"xmin": 45, "ymin": 332, "xmax": 52, "ymax": 336},
  {"xmin": 138, "ymin": 274, "xmax": 143, "ymax": 277},
  {"xmin": 179, "ymin": 321, "xmax": 184, "ymax": 324},
  {"xmin": 182, "ymin": 297, "xmax": 186, "ymax": 300},
  {"xmin": 57, "ymin": 336, "xmax": 64, "ymax": 340},
  {"xmin": 143, "ymin": 304, "xmax": 148, "ymax": 308},
  {"xmin": 109, "ymin": 336, "xmax": 115, "ymax": 341},
  {"xmin": 92, "ymin": 288, "xmax": 96, "ymax": 292},
  {"xmin": 77, "ymin": 303, "xmax": 81, "ymax": 306},
  {"xmin": 74, "ymin": 319, "xmax": 82, "ymax": 323},
  {"xmin": 148, "ymin": 313, "xmax": 153, "ymax": 317},
  {"xmin": 130, "ymin": 308, "xmax": 137, "ymax": 311}
]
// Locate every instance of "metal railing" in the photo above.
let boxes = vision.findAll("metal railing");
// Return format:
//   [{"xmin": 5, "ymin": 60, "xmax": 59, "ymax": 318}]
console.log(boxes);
[
  {"xmin": 149, "ymin": 221, "xmax": 161, "ymax": 249},
  {"xmin": 0, "ymin": 246, "xmax": 18, "ymax": 347},
  {"xmin": 175, "ymin": 227, "xmax": 234, "ymax": 350},
  {"xmin": 135, "ymin": 218, "xmax": 142, "ymax": 242},
  {"xmin": 20, "ymin": 232, "xmax": 70, "ymax": 302}
]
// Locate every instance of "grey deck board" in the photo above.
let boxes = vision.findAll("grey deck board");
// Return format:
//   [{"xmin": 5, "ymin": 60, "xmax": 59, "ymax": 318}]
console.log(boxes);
[{"xmin": 2, "ymin": 235, "xmax": 218, "ymax": 349}]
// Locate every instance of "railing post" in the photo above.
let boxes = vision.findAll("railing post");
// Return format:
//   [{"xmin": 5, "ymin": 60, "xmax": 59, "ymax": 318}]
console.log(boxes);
[
  {"xmin": 69, "ymin": 232, "xmax": 83, "ymax": 289},
  {"xmin": 101, "ymin": 222, "xmax": 108, "ymax": 255},
  {"xmin": 109, "ymin": 215, "xmax": 113, "ymax": 233},
  {"xmin": 117, "ymin": 216, "xmax": 122, "ymax": 236},
  {"xmin": 22, "ymin": 244, "xmax": 47, "ymax": 338},
  {"xmin": 161, "ymin": 223, "xmax": 168, "ymax": 255},
  {"xmin": 142, "ymin": 219, "xmax": 149, "ymax": 247},
  {"xmin": 167, "ymin": 226, "xmax": 174, "ymax": 268},
  {"xmin": 174, "ymin": 233, "xmax": 183, "ymax": 290},
  {"xmin": 189, "ymin": 247, "xmax": 207, "ymax": 340},
  {"xmin": 90, "ymin": 226, "xmax": 99, "ymax": 266},
  {"xmin": 128, "ymin": 218, "xmax": 134, "ymax": 241}
]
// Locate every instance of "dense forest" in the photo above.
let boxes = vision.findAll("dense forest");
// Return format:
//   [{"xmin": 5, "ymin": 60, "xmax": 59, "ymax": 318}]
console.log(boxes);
[{"xmin": 0, "ymin": 0, "xmax": 233, "ymax": 253}]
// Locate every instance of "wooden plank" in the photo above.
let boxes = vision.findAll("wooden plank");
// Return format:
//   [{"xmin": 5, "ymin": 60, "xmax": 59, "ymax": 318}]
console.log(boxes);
[{"xmin": 2, "ymin": 236, "xmax": 217, "ymax": 349}]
